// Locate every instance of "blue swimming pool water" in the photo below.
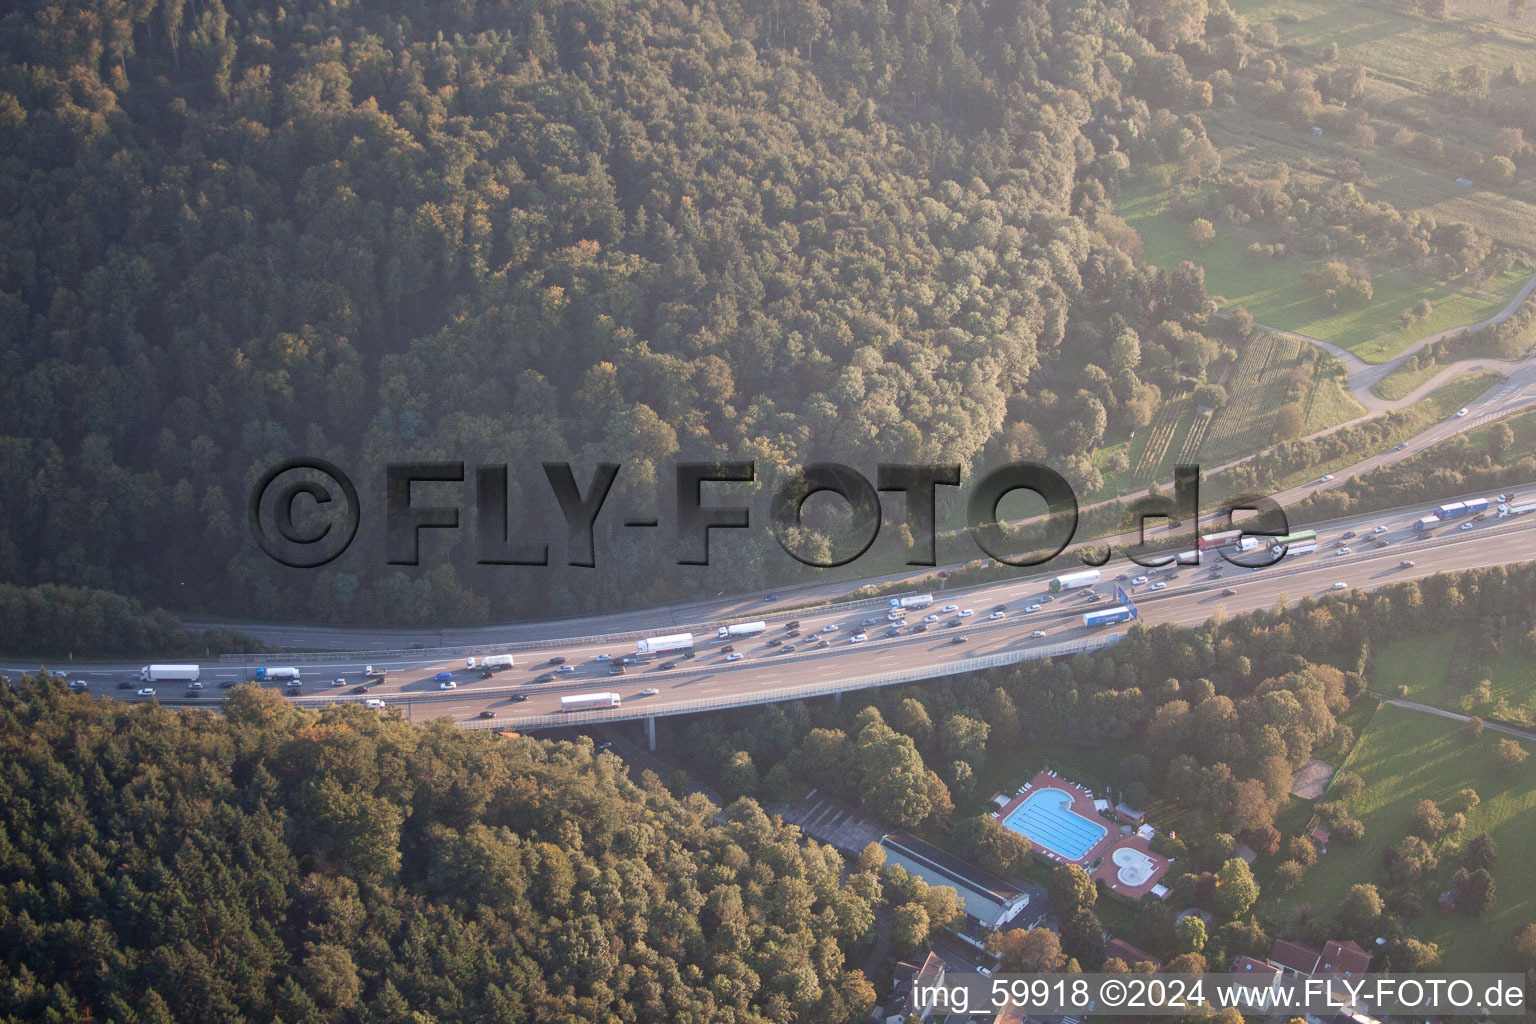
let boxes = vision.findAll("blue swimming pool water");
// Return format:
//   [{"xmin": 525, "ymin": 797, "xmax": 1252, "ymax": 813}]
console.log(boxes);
[{"xmin": 1002, "ymin": 788, "xmax": 1107, "ymax": 860}]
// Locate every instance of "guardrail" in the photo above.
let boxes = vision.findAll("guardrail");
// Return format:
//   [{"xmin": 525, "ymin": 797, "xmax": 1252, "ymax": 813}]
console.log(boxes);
[
  {"xmin": 213, "ymin": 591, "xmax": 914, "ymax": 665},
  {"xmin": 212, "ymin": 478, "xmax": 1534, "ymax": 665},
  {"xmin": 454, "ymin": 633, "xmax": 1122, "ymax": 731}
]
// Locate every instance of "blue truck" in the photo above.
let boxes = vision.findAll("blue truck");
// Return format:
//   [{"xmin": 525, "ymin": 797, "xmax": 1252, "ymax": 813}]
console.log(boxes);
[
  {"xmin": 1435, "ymin": 498, "xmax": 1488, "ymax": 520},
  {"xmin": 1083, "ymin": 605, "xmax": 1135, "ymax": 628}
]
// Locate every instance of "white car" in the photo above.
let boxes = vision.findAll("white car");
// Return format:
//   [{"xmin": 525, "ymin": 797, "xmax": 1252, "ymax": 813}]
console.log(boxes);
[
  {"xmin": 556, "ymin": 665, "xmax": 575, "ymax": 673},
  {"xmin": 988, "ymin": 610, "xmax": 1005, "ymax": 620},
  {"xmin": 957, "ymin": 608, "xmax": 974, "ymax": 618},
  {"xmin": 1031, "ymin": 630, "xmax": 1047, "ymax": 638},
  {"xmin": 1460, "ymin": 520, "xmax": 1475, "ymax": 530},
  {"xmin": 725, "ymin": 652, "xmax": 744, "ymax": 662},
  {"xmin": 365, "ymin": 698, "xmax": 386, "ymax": 708},
  {"xmin": 923, "ymin": 613, "xmax": 941, "ymax": 623},
  {"xmin": 1373, "ymin": 525, "xmax": 1388, "ymax": 533},
  {"xmin": 1024, "ymin": 603, "xmax": 1042, "ymax": 613},
  {"xmin": 187, "ymin": 681, "xmax": 204, "ymax": 690},
  {"xmin": 942, "ymin": 604, "xmax": 959, "ymax": 613},
  {"xmin": 594, "ymin": 653, "xmax": 611, "ymax": 661},
  {"xmin": 438, "ymin": 680, "xmax": 458, "ymax": 690},
  {"xmin": 1130, "ymin": 575, "xmax": 1149, "ymax": 585},
  {"xmin": 887, "ymin": 611, "xmax": 906, "ymax": 621},
  {"xmin": 136, "ymin": 687, "xmax": 156, "ymax": 697},
  {"xmin": 849, "ymin": 634, "xmax": 868, "ymax": 644},
  {"xmin": 821, "ymin": 623, "xmax": 839, "ymax": 633},
  {"xmin": 1332, "ymin": 581, "xmax": 1348, "ymax": 590},
  {"xmin": 1149, "ymin": 581, "xmax": 1167, "ymax": 590},
  {"xmin": 1337, "ymin": 546, "xmax": 1351, "ymax": 555},
  {"xmin": 639, "ymin": 687, "xmax": 659, "ymax": 697},
  {"xmin": 1321, "ymin": 474, "xmax": 1335, "ymax": 482},
  {"xmin": 1455, "ymin": 408, "xmax": 1469, "ymax": 417},
  {"xmin": 331, "ymin": 678, "xmax": 347, "ymax": 687}
]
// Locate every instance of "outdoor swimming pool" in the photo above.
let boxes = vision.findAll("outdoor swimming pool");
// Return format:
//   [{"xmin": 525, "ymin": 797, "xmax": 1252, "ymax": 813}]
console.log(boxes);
[{"xmin": 1002, "ymin": 787, "xmax": 1108, "ymax": 861}]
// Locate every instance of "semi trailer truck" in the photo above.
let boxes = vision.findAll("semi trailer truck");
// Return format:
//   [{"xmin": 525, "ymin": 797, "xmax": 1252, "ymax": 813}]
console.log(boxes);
[
  {"xmin": 636, "ymin": 633, "xmax": 694, "ymax": 655},
  {"xmin": 139, "ymin": 664, "xmax": 200, "ymax": 683},
  {"xmin": 1049, "ymin": 569, "xmax": 1101, "ymax": 592},
  {"xmin": 561, "ymin": 692, "xmax": 621, "ymax": 712}
]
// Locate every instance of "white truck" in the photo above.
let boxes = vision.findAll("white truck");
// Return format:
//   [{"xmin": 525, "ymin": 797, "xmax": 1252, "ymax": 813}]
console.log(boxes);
[
  {"xmin": 1048, "ymin": 569, "xmax": 1101, "ymax": 592},
  {"xmin": 139, "ymin": 664, "xmax": 200, "ymax": 683},
  {"xmin": 888, "ymin": 594, "xmax": 935, "ymax": 610},
  {"xmin": 717, "ymin": 622, "xmax": 767, "ymax": 639},
  {"xmin": 481, "ymin": 654, "xmax": 515, "ymax": 670},
  {"xmin": 1497, "ymin": 501, "xmax": 1535, "ymax": 518},
  {"xmin": 561, "ymin": 692, "xmax": 621, "ymax": 712},
  {"xmin": 636, "ymin": 633, "xmax": 694, "ymax": 655}
]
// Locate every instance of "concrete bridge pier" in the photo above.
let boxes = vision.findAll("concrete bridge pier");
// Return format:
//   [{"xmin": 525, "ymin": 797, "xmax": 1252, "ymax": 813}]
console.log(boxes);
[{"xmin": 646, "ymin": 715, "xmax": 657, "ymax": 751}]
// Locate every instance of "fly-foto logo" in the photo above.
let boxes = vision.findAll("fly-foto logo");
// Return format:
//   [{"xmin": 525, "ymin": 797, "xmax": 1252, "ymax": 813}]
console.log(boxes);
[{"xmin": 248, "ymin": 460, "xmax": 1292, "ymax": 570}]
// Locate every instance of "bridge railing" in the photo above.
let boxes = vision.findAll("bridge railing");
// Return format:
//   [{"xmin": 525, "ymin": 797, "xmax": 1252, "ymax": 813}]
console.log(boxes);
[
  {"xmin": 214, "ymin": 591, "xmax": 917, "ymax": 665},
  {"xmin": 455, "ymin": 633, "xmax": 1122, "ymax": 731}
]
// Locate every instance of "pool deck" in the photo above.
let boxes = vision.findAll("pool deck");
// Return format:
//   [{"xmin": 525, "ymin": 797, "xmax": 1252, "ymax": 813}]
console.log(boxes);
[{"xmin": 992, "ymin": 770, "xmax": 1170, "ymax": 900}]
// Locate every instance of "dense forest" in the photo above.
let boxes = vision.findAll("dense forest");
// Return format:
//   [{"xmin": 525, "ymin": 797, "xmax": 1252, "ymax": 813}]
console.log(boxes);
[
  {"xmin": 0, "ymin": 0, "xmax": 1249, "ymax": 625},
  {"xmin": 677, "ymin": 560, "xmax": 1536, "ymax": 968},
  {"xmin": 0, "ymin": 682, "xmax": 888, "ymax": 1023}
]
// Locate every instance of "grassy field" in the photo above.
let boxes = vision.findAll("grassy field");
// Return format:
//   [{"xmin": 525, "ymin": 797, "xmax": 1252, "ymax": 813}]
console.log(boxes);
[
  {"xmin": 1120, "ymin": 185, "xmax": 1528, "ymax": 362},
  {"xmin": 1372, "ymin": 361, "xmax": 1454, "ymax": 401},
  {"xmin": 1278, "ymin": 703, "xmax": 1536, "ymax": 970},
  {"xmin": 1369, "ymin": 632, "xmax": 1457, "ymax": 703}
]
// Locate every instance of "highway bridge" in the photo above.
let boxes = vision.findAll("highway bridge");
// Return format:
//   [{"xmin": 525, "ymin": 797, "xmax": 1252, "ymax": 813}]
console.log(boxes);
[{"xmin": 13, "ymin": 490, "xmax": 1534, "ymax": 749}]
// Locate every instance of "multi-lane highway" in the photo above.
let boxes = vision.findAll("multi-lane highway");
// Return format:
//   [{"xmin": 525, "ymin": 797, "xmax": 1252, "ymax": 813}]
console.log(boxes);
[
  {"xmin": 180, "ymin": 368, "xmax": 1536, "ymax": 653},
  {"xmin": 15, "ymin": 491, "xmax": 1534, "ymax": 735}
]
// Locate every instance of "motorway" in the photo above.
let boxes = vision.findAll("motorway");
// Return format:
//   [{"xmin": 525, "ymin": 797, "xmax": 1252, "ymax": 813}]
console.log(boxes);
[
  {"xmin": 14, "ymin": 492, "xmax": 1535, "ymax": 730},
  {"xmin": 177, "ymin": 364, "xmax": 1536, "ymax": 653}
]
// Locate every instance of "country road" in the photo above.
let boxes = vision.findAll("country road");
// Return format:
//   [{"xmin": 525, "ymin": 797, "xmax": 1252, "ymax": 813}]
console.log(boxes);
[
  {"xmin": 1384, "ymin": 700, "xmax": 1536, "ymax": 743},
  {"xmin": 1258, "ymin": 267, "xmax": 1536, "ymax": 413}
]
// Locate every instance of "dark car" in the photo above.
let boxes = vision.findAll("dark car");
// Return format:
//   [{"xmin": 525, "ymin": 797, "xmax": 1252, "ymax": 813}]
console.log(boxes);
[
  {"xmin": 885, "ymin": 627, "xmax": 902, "ymax": 637},
  {"xmin": 951, "ymin": 635, "xmax": 968, "ymax": 644},
  {"xmin": 478, "ymin": 710, "xmax": 496, "ymax": 719},
  {"xmin": 721, "ymin": 644, "xmax": 735, "ymax": 654},
  {"xmin": 683, "ymin": 650, "xmax": 696, "ymax": 659},
  {"xmin": 764, "ymin": 593, "xmax": 780, "ymax": 601},
  {"xmin": 947, "ymin": 618, "xmax": 961, "ymax": 627},
  {"xmin": 535, "ymin": 673, "xmax": 555, "ymax": 683},
  {"xmin": 1375, "ymin": 540, "xmax": 1389, "ymax": 548},
  {"xmin": 912, "ymin": 623, "xmax": 928, "ymax": 633},
  {"xmin": 659, "ymin": 661, "xmax": 676, "ymax": 670},
  {"xmin": 766, "ymin": 637, "xmax": 782, "ymax": 647},
  {"xmin": 993, "ymin": 604, "xmax": 1007, "ymax": 612},
  {"xmin": 549, "ymin": 656, "xmax": 566, "ymax": 665},
  {"xmin": 1221, "ymin": 587, "xmax": 1237, "ymax": 596},
  {"xmin": 1341, "ymin": 530, "xmax": 1356, "ymax": 539},
  {"xmin": 609, "ymin": 664, "xmax": 627, "ymax": 675},
  {"xmin": 118, "ymin": 681, "xmax": 135, "ymax": 689},
  {"xmin": 785, "ymin": 620, "xmax": 800, "ymax": 630},
  {"xmin": 185, "ymin": 690, "xmax": 201, "ymax": 698},
  {"xmin": 221, "ymin": 680, "xmax": 238, "ymax": 689},
  {"xmin": 510, "ymin": 692, "xmax": 529, "ymax": 702},
  {"xmin": 815, "ymin": 640, "xmax": 830, "ymax": 649},
  {"xmin": 284, "ymin": 687, "xmax": 302, "ymax": 696},
  {"xmin": 782, "ymin": 645, "xmax": 796, "ymax": 653},
  {"xmin": 785, "ymin": 629, "xmax": 800, "ymax": 638},
  {"xmin": 480, "ymin": 669, "xmax": 494, "ymax": 679},
  {"xmin": 350, "ymin": 685, "xmax": 369, "ymax": 695}
]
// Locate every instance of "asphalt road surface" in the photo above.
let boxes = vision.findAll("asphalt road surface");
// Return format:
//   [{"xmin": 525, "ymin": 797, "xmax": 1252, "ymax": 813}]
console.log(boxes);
[{"xmin": 18, "ymin": 495, "xmax": 1534, "ymax": 727}]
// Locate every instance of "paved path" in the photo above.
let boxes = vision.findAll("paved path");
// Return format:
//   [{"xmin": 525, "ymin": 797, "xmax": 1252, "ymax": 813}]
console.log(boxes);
[
  {"xmin": 1254, "ymin": 268, "xmax": 1536, "ymax": 412},
  {"xmin": 1384, "ymin": 699, "xmax": 1536, "ymax": 743}
]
